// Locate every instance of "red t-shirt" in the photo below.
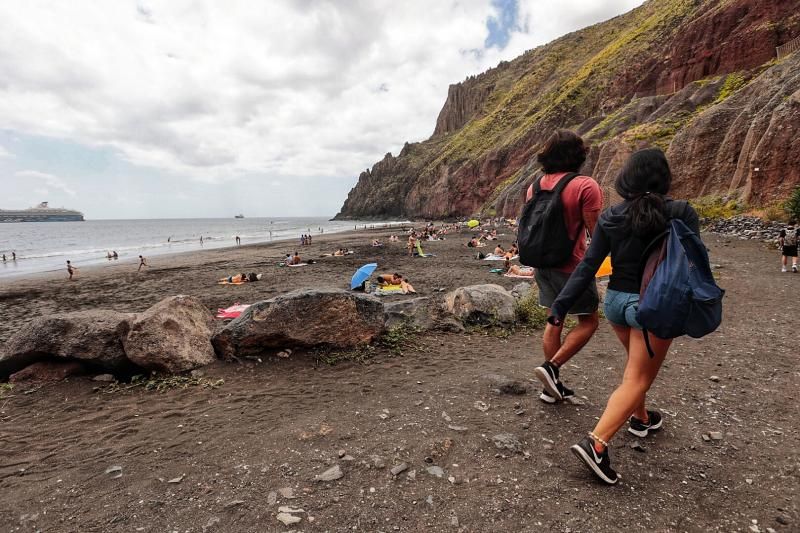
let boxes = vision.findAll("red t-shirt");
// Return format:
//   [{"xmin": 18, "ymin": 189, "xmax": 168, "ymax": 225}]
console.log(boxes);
[{"xmin": 526, "ymin": 172, "xmax": 603, "ymax": 273}]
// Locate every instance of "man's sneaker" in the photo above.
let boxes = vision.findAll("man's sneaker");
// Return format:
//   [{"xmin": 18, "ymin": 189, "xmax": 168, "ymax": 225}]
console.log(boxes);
[
  {"xmin": 533, "ymin": 361, "xmax": 561, "ymax": 400},
  {"xmin": 793, "ymin": 265, "xmax": 798, "ymax": 273},
  {"xmin": 628, "ymin": 410, "xmax": 663, "ymax": 438},
  {"xmin": 570, "ymin": 436, "xmax": 619, "ymax": 485},
  {"xmin": 539, "ymin": 382, "xmax": 575, "ymax": 404},
  {"xmin": 782, "ymin": 267, "xmax": 788, "ymax": 272}
]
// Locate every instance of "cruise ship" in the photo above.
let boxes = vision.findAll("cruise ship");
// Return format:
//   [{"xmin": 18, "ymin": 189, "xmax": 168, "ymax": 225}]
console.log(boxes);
[{"xmin": 0, "ymin": 202, "xmax": 85, "ymax": 222}]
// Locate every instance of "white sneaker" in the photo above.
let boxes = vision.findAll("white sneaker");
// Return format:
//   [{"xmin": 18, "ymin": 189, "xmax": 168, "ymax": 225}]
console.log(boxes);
[
  {"xmin": 782, "ymin": 267, "xmax": 788, "ymax": 272},
  {"xmin": 793, "ymin": 265, "xmax": 798, "ymax": 273}
]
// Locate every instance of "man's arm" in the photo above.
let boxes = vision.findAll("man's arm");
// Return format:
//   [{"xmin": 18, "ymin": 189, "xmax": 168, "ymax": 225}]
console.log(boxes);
[{"xmin": 580, "ymin": 179, "xmax": 604, "ymax": 237}]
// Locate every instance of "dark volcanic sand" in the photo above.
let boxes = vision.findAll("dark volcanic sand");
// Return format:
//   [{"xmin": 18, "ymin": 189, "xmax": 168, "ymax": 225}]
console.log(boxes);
[{"xmin": 0, "ymin": 229, "xmax": 797, "ymax": 532}]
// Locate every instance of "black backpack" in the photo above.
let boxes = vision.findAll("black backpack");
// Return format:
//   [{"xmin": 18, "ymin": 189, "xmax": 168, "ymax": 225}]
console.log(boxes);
[{"xmin": 518, "ymin": 172, "xmax": 580, "ymax": 268}]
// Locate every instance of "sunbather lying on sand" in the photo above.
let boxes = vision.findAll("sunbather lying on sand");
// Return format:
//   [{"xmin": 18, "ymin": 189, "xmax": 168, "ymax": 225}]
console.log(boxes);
[
  {"xmin": 376, "ymin": 273, "xmax": 417, "ymax": 294},
  {"xmin": 504, "ymin": 258, "xmax": 533, "ymax": 277},
  {"xmin": 219, "ymin": 272, "xmax": 262, "ymax": 283}
]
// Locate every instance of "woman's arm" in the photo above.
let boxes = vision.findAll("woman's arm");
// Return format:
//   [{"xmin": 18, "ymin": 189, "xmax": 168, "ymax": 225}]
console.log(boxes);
[{"xmin": 550, "ymin": 225, "xmax": 611, "ymax": 322}]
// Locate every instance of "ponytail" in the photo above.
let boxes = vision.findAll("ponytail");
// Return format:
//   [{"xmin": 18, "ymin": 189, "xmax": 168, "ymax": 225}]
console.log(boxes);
[{"xmin": 614, "ymin": 149, "xmax": 672, "ymax": 236}]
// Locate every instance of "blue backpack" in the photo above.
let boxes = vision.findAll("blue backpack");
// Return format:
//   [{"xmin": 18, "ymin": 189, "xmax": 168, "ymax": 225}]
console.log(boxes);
[{"xmin": 636, "ymin": 218, "xmax": 724, "ymax": 356}]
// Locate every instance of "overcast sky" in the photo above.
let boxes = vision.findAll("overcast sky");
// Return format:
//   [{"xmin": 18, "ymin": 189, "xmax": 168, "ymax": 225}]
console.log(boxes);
[{"xmin": 0, "ymin": 0, "xmax": 645, "ymax": 219}]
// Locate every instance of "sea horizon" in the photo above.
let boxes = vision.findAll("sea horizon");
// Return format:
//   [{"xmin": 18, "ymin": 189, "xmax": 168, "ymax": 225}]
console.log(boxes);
[{"xmin": 0, "ymin": 217, "xmax": 408, "ymax": 279}]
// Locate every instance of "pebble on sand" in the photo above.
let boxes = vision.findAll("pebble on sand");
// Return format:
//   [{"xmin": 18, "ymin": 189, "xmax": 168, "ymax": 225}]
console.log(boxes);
[{"xmin": 315, "ymin": 464, "xmax": 343, "ymax": 482}]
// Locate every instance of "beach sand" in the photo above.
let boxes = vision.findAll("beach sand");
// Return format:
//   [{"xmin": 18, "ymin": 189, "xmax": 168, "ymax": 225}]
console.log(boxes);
[{"xmin": 0, "ymin": 229, "xmax": 797, "ymax": 531}]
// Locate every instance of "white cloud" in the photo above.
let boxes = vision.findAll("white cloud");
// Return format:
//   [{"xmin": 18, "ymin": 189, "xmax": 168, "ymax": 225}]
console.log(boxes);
[
  {"xmin": 0, "ymin": 1, "xmax": 645, "ymax": 186},
  {"xmin": 15, "ymin": 170, "xmax": 77, "ymax": 197}
]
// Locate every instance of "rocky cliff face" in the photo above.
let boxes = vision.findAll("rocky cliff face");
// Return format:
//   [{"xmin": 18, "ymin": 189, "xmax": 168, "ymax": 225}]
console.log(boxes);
[{"xmin": 337, "ymin": 0, "xmax": 800, "ymax": 220}]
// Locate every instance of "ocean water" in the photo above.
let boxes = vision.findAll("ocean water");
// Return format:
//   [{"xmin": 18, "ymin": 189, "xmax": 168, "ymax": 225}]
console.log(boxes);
[{"xmin": 0, "ymin": 217, "xmax": 402, "ymax": 279}]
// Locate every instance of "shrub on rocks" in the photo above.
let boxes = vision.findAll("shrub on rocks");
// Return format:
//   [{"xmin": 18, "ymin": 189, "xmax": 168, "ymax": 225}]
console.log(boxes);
[{"xmin": 212, "ymin": 288, "xmax": 385, "ymax": 359}]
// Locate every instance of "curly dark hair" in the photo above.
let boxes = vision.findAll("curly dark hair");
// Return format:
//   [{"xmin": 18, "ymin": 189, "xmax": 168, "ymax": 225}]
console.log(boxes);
[{"xmin": 537, "ymin": 130, "xmax": 587, "ymax": 174}]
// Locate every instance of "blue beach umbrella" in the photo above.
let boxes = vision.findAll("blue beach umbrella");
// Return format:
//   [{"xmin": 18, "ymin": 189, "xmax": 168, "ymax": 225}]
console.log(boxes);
[{"xmin": 351, "ymin": 263, "xmax": 378, "ymax": 290}]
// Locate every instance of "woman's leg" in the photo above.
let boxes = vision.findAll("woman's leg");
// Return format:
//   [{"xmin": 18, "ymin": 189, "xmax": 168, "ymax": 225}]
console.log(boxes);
[
  {"xmin": 608, "ymin": 323, "xmax": 648, "ymax": 421},
  {"xmin": 591, "ymin": 329, "xmax": 672, "ymax": 448}
]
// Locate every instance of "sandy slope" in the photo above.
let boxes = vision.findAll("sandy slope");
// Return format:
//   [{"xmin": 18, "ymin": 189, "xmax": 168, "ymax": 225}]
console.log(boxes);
[{"xmin": 0, "ymin": 230, "xmax": 797, "ymax": 532}]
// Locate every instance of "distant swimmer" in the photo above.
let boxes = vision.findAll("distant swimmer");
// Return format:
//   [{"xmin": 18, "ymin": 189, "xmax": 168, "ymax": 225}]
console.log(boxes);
[
  {"xmin": 235, "ymin": 235, "xmax": 241, "ymax": 246},
  {"xmin": 138, "ymin": 255, "xmax": 148, "ymax": 272},
  {"xmin": 112, "ymin": 251, "xmax": 118, "ymax": 259},
  {"xmin": 200, "ymin": 236, "xmax": 204, "ymax": 246},
  {"xmin": 106, "ymin": 251, "xmax": 113, "ymax": 260},
  {"xmin": 66, "ymin": 260, "xmax": 78, "ymax": 280},
  {"xmin": 2, "ymin": 254, "xmax": 5, "ymax": 262},
  {"xmin": 167, "ymin": 236, "xmax": 172, "ymax": 243},
  {"xmin": 12, "ymin": 252, "xmax": 16, "ymax": 261}
]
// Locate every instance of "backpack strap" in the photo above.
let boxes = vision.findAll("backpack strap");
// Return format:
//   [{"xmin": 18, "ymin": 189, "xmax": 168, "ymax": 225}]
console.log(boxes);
[
  {"xmin": 551, "ymin": 172, "xmax": 581, "ymax": 196},
  {"xmin": 532, "ymin": 175, "xmax": 544, "ymax": 195}
]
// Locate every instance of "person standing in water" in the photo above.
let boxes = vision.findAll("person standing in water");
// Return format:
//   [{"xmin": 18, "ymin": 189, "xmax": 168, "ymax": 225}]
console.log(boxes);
[
  {"xmin": 548, "ymin": 149, "xmax": 701, "ymax": 485},
  {"xmin": 138, "ymin": 255, "xmax": 148, "ymax": 272},
  {"xmin": 66, "ymin": 260, "xmax": 78, "ymax": 280},
  {"xmin": 12, "ymin": 252, "xmax": 16, "ymax": 261},
  {"xmin": 200, "ymin": 236, "xmax": 204, "ymax": 246},
  {"xmin": 235, "ymin": 235, "xmax": 241, "ymax": 246}
]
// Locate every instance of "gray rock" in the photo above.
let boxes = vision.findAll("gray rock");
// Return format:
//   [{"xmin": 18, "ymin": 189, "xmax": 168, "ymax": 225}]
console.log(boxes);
[
  {"xmin": 426, "ymin": 466, "xmax": 445, "ymax": 478},
  {"xmin": 708, "ymin": 431, "xmax": 724, "ymax": 440},
  {"xmin": 384, "ymin": 297, "xmax": 434, "ymax": 330},
  {"xmin": 213, "ymin": 289, "xmax": 385, "ymax": 358},
  {"xmin": 370, "ymin": 455, "xmax": 386, "ymax": 469},
  {"xmin": 92, "ymin": 374, "xmax": 116, "ymax": 382},
  {"xmin": 709, "ymin": 375, "xmax": 720, "ymax": 382},
  {"xmin": 510, "ymin": 282, "xmax": 534, "ymax": 300},
  {"xmin": 390, "ymin": 463, "xmax": 408, "ymax": 476},
  {"xmin": 483, "ymin": 373, "xmax": 530, "ymax": 395},
  {"xmin": 492, "ymin": 433, "xmax": 522, "ymax": 453},
  {"xmin": 630, "ymin": 442, "xmax": 646, "ymax": 452},
  {"xmin": 267, "ymin": 491, "xmax": 277, "ymax": 505},
  {"xmin": 124, "ymin": 295, "xmax": 215, "ymax": 373},
  {"xmin": 277, "ymin": 487, "xmax": 295, "ymax": 499},
  {"xmin": 443, "ymin": 284, "xmax": 516, "ymax": 325},
  {"xmin": 448, "ymin": 425, "xmax": 468, "ymax": 432},
  {"xmin": 314, "ymin": 464, "xmax": 343, "ymax": 482},
  {"xmin": 407, "ymin": 469, "xmax": 417, "ymax": 481},
  {"xmin": 0, "ymin": 310, "xmax": 136, "ymax": 378},
  {"xmin": 276, "ymin": 513, "xmax": 301, "ymax": 526}
]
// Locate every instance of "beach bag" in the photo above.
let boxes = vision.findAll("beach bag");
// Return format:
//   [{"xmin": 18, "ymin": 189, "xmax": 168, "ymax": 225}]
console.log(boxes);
[
  {"xmin": 247, "ymin": 272, "xmax": 258, "ymax": 282},
  {"xmin": 517, "ymin": 172, "xmax": 580, "ymax": 268},
  {"xmin": 637, "ymin": 218, "xmax": 724, "ymax": 356}
]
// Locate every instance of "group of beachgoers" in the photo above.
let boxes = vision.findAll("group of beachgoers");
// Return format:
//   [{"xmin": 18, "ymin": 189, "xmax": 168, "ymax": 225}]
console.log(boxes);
[
  {"xmin": 300, "ymin": 234, "xmax": 313, "ymax": 246},
  {"xmin": 513, "ymin": 129, "xmax": 707, "ymax": 485},
  {"xmin": 1, "ymin": 252, "xmax": 17, "ymax": 262}
]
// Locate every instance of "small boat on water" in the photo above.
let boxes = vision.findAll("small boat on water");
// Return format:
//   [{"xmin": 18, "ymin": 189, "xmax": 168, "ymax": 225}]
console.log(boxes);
[{"xmin": 234, "ymin": 214, "xmax": 245, "ymax": 219}]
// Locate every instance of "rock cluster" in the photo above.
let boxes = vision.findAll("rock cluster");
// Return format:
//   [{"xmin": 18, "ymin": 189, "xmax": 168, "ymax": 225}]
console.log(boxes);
[
  {"xmin": 1, "ymin": 284, "xmax": 528, "ymax": 381},
  {"xmin": 0, "ymin": 296, "xmax": 214, "ymax": 379},
  {"xmin": 705, "ymin": 216, "xmax": 786, "ymax": 242}
]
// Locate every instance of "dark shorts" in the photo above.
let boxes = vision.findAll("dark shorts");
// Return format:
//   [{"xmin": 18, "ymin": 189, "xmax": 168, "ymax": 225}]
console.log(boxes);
[
  {"xmin": 535, "ymin": 268, "xmax": 599, "ymax": 315},
  {"xmin": 783, "ymin": 245, "xmax": 798, "ymax": 257}
]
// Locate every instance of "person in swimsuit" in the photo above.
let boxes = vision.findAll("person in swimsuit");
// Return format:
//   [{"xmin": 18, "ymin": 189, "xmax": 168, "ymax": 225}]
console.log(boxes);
[
  {"xmin": 66, "ymin": 260, "xmax": 78, "ymax": 280},
  {"xmin": 138, "ymin": 255, "xmax": 148, "ymax": 272}
]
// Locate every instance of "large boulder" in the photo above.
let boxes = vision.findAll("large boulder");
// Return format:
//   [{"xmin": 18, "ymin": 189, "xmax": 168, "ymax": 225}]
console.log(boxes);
[
  {"xmin": 10, "ymin": 360, "xmax": 85, "ymax": 384},
  {"xmin": 0, "ymin": 310, "xmax": 135, "ymax": 378},
  {"xmin": 384, "ymin": 297, "xmax": 434, "ymax": 331},
  {"xmin": 444, "ymin": 284, "xmax": 516, "ymax": 325},
  {"xmin": 213, "ymin": 288, "xmax": 385, "ymax": 359},
  {"xmin": 124, "ymin": 295, "xmax": 215, "ymax": 373}
]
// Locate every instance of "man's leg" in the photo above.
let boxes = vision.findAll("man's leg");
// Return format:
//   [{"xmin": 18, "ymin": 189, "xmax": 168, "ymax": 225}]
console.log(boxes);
[{"xmin": 551, "ymin": 312, "xmax": 599, "ymax": 366}]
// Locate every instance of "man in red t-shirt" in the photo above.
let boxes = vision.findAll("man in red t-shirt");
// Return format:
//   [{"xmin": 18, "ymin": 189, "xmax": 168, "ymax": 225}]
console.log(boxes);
[{"xmin": 527, "ymin": 130, "xmax": 603, "ymax": 404}]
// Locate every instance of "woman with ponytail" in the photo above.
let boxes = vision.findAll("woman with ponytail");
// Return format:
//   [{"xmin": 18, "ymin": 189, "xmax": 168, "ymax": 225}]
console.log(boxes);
[{"xmin": 546, "ymin": 148, "xmax": 700, "ymax": 484}]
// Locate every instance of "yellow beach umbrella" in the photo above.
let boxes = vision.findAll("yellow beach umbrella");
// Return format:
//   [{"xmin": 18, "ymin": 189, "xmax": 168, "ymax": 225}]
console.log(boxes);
[{"xmin": 467, "ymin": 219, "xmax": 480, "ymax": 228}]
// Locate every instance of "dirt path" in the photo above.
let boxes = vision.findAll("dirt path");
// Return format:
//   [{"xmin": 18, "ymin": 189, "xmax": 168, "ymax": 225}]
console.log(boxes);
[{"xmin": 0, "ymin": 232, "xmax": 798, "ymax": 532}]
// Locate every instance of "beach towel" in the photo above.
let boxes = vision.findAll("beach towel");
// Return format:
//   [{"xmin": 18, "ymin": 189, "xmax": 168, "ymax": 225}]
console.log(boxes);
[
  {"xmin": 483, "ymin": 254, "xmax": 519, "ymax": 261},
  {"xmin": 216, "ymin": 303, "xmax": 250, "ymax": 319},
  {"xmin": 374, "ymin": 284, "xmax": 405, "ymax": 296},
  {"xmin": 415, "ymin": 242, "xmax": 435, "ymax": 257},
  {"xmin": 278, "ymin": 262, "xmax": 309, "ymax": 267},
  {"xmin": 218, "ymin": 280, "xmax": 246, "ymax": 285},
  {"xmin": 504, "ymin": 269, "xmax": 535, "ymax": 279}
]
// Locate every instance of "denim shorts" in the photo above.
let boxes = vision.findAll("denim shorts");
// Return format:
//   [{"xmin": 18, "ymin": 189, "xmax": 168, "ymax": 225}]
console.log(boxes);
[{"xmin": 603, "ymin": 289, "xmax": 642, "ymax": 330}]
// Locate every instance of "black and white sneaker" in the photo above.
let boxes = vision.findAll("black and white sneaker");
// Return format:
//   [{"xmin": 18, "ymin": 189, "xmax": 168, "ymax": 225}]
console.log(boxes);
[
  {"xmin": 571, "ymin": 436, "xmax": 620, "ymax": 485},
  {"xmin": 793, "ymin": 265, "xmax": 798, "ymax": 273},
  {"xmin": 533, "ymin": 361, "xmax": 561, "ymax": 400},
  {"xmin": 539, "ymin": 382, "xmax": 575, "ymax": 404},
  {"xmin": 628, "ymin": 410, "xmax": 663, "ymax": 438}
]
